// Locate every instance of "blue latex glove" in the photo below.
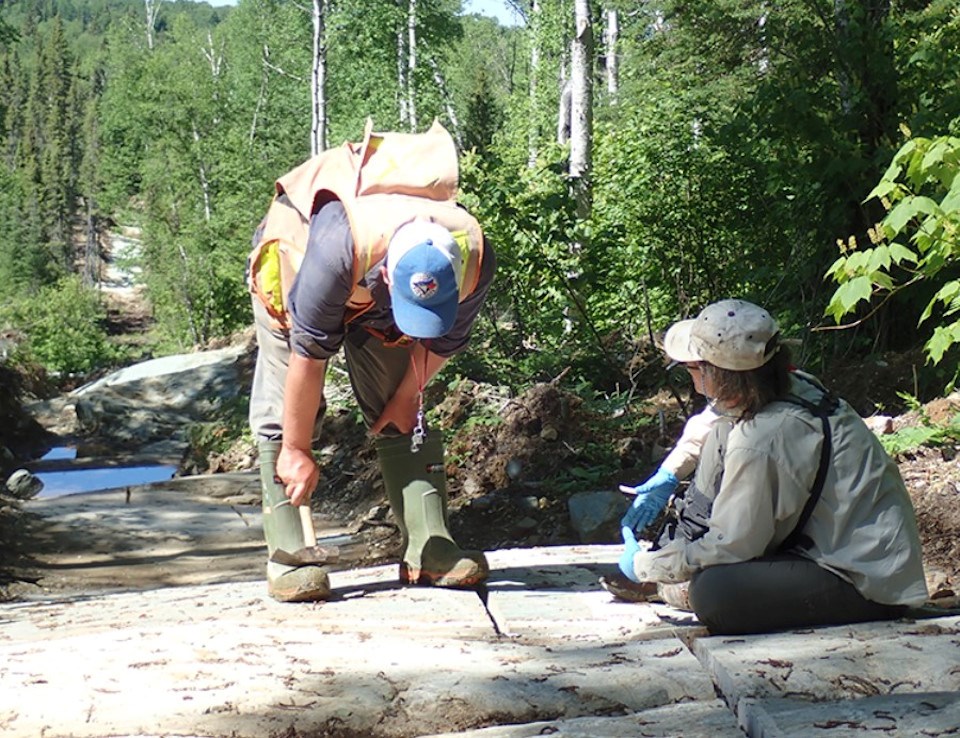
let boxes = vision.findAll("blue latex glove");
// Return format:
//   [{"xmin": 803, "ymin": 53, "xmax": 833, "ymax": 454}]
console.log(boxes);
[
  {"xmin": 618, "ymin": 526, "xmax": 641, "ymax": 582},
  {"xmin": 620, "ymin": 467, "xmax": 679, "ymax": 534}
]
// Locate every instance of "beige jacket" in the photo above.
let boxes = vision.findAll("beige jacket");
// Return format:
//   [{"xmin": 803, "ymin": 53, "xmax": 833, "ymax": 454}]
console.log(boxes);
[{"xmin": 633, "ymin": 372, "xmax": 929, "ymax": 606}]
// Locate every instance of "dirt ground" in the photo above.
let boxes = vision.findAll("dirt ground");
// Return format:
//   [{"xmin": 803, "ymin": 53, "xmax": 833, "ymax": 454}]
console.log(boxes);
[{"xmin": 2, "ymin": 342, "xmax": 959, "ymax": 603}]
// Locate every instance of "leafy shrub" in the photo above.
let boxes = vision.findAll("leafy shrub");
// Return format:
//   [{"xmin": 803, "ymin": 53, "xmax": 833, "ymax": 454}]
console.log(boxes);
[
  {"xmin": 826, "ymin": 134, "xmax": 960, "ymax": 387},
  {"xmin": 0, "ymin": 276, "xmax": 118, "ymax": 376}
]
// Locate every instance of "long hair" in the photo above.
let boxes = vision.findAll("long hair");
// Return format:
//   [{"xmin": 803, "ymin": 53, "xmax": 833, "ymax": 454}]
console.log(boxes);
[{"xmin": 701, "ymin": 342, "xmax": 792, "ymax": 419}]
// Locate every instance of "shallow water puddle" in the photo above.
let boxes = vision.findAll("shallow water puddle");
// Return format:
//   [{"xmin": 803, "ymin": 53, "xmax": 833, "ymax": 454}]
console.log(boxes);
[{"xmin": 33, "ymin": 447, "xmax": 178, "ymax": 499}]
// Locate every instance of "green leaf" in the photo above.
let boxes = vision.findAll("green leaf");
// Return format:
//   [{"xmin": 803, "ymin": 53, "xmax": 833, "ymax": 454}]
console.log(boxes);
[
  {"xmin": 866, "ymin": 179, "xmax": 898, "ymax": 202},
  {"xmin": 925, "ymin": 322, "xmax": 960, "ymax": 364},
  {"xmin": 912, "ymin": 197, "xmax": 941, "ymax": 216},
  {"xmin": 941, "ymin": 175, "xmax": 960, "ymax": 212},
  {"xmin": 888, "ymin": 242, "xmax": 918, "ymax": 265},
  {"xmin": 932, "ymin": 281, "xmax": 960, "ymax": 309},
  {"xmin": 866, "ymin": 245, "xmax": 891, "ymax": 273},
  {"xmin": 873, "ymin": 272, "xmax": 895, "ymax": 291},
  {"xmin": 880, "ymin": 425, "xmax": 942, "ymax": 455},
  {"xmin": 825, "ymin": 256, "xmax": 847, "ymax": 280},
  {"xmin": 922, "ymin": 139, "xmax": 950, "ymax": 173},
  {"xmin": 885, "ymin": 198, "xmax": 918, "ymax": 235},
  {"xmin": 831, "ymin": 275, "xmax": 873, "ymax": 316},
  {"xmin": 905, "ymin": 139, "xmax": 932, "ymax": 185},
  {"xmin": 844, "ymin": 250, "xmax": 870, "ymax": 273}
]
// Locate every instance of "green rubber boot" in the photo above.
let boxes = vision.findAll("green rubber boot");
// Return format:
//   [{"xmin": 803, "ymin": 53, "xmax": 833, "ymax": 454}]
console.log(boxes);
[
  {"xmin": 259, "ymin": 441, "xmax": 331, "ymax": 602},
  {"xmin": 376, "ymin": 435, "xmax": 488, "ymax": 588}
]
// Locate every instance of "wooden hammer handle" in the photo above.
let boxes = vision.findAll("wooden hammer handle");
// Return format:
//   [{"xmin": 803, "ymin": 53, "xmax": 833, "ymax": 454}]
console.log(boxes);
[{"xmin": 299, "ymin": 505, "xmax": 316, "ymax": 545}]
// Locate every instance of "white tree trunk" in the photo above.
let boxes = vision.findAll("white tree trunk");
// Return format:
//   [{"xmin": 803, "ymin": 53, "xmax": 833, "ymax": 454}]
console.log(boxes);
[
  {"xmin": 604, "ymin": 7, "xmax": 618, "ymax": 98},
  {"xmin": 311, "ymin": 0, "xmax": 328, "ymax": 155},
  {"xmin": 407, "ymin": 0, "xmax": 418, "ymax": 131},
  {"xmin": 250, "ymin": 51, "xmax": 269, "ymax": 144},
  {"xmin": 196, "ymin": 30, "xmax": 222, "ymax": 223},
  {"xmin": 757, "ymin": 10, "xmax": 769, "ymax": 74},
  {"xmin": 200, "ymin": 31, "xmax": 223, "ymax": 125},
  {"xmin": 569, "ymin": 0, "xmax": 593, "ymax": 189},
  {"xmin": 397, "ymin": 29, "xmax": 408, "ymax": 126},
  {"xmin": 427, "ymin": 57, "xmax": 463, "ymax": 149},
  {"xmin": 527, "ymin": 0, "xmax": 541, "ymax": 167},
  {"xmin": 834, "ymin": 0, "xmax": 853, "ymax": 114},
  {"xmin": 564, "ymin": 0, "xmax": 593, "ymax": 336},
  {"xmin": 144, "ymin": 0, "xmax": 161, "ymax": 50}
]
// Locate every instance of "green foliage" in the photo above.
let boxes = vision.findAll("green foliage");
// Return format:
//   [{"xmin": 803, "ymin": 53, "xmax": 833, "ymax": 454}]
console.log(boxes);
[
  {"xmin": 0, "ymin": 275, "xmax": 118, "ymax": 375},
  {"xmin": 826, "ymin": 134, "xmax": 960, "ymax": 381},
  {"xmin": 878, "ymin": 399, "xmax": 960, "ymax": 455},
  {"xmin": 2, "ymin": 0, "xmax": 960, "ymax": 401},
  {"xmin": 184, "ymin": 393, "xmax": 252, "ymax": 467},
  {"xmin": 896, "ymin": 1, "xmax": 960, "ymax": 136},
  {"xmin": 451, "ymin": 15, "xmax": 517, "ymax": 154},
  {"xmin": 457, "ymin": 144, "xmax": 598, "ymax": 385}
]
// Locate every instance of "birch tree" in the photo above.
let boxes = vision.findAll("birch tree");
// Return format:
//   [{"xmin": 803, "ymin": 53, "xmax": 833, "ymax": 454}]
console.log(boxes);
[
  {"xmin": 310, "ymin": 0, "xmax": 328, "ymax": 154},
  {"xmin": 603, "ymin": 7, "xmax": 618, "ymax": 98},
  {"xmin": 405, "ymin": 0, "xmax": 418, "ymax": 130},
  {"xmin": 427, "ymin": 56, "xmax": 463, "ymax": 148},
  {"xmin": 527, "ymin": 0, "xmax": 540, "ymax": 166},
  {"xmin": 569, "ymin": 0, "xmax": 592, "ymax": 218},
  {"xmin": 144, "ymin": 0, "xmax": 162, "ymax": 50}
]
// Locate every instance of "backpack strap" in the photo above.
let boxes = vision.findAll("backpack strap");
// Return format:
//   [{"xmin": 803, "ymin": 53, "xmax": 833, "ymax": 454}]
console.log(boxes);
[{"xmin": 777, "ymin": 381, "xmax": 840, "ymax": 552}]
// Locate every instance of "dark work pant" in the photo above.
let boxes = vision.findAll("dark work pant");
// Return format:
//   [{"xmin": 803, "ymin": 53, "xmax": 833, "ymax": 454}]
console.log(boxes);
[
  {"xmin": 249, "ymin": 298, "xmax": 409, "ymax": 441},
  {"xmin": 688, "ymin": 555, "xmax": 907, "ymax": 635}
]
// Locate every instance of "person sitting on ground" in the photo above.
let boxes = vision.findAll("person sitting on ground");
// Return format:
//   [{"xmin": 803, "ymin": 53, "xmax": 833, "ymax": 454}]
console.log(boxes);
[{"xmin": 607, "ymin": 298, "xmax": 929, "ymax": 635}]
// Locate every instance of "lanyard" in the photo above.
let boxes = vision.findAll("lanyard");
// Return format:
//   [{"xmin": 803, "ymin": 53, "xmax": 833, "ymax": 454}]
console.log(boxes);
[{"xmin": 409, "ymin": 342, "xmax": 429, "ymax": 453}]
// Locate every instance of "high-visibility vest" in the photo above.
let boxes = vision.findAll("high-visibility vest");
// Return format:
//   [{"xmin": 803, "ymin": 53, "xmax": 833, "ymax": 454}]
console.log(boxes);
[{"xmin": 248, "ymin": 119, "xmax": 485, "ymax": 331}]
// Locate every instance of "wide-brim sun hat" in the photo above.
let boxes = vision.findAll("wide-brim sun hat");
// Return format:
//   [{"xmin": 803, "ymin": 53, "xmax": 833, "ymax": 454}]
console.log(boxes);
[
  {"xmin": 664, "ymin": 299, "xmax": 780, "ymax": 371},
  {"xmin": 387, "ymin": 220, "xmax": 463, "ymax": 339}
]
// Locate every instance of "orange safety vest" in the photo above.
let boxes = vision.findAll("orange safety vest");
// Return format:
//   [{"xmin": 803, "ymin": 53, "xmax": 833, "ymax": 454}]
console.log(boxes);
[{"xmin": 248, "ymin": 119, "xmax": 485, "ymax": 332}]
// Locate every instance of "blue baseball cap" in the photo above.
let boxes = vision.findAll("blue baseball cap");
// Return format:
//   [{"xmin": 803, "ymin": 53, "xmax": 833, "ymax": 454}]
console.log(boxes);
[{"xmin": 387, "ymin": 221, "xmax": 463, "ymax": 339}]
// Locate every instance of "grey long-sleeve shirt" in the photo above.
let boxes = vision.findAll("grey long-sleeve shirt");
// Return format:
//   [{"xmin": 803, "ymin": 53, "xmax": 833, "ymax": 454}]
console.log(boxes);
[{"xmin": 287, "ymin": 200, "xmax": 496, "ymax": 360}]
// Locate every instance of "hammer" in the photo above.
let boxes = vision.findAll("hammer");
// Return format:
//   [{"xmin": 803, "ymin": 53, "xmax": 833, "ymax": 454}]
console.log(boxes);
[{"xmin": 270, "ymin": 503, "xmax": 363, "ymax": 567}]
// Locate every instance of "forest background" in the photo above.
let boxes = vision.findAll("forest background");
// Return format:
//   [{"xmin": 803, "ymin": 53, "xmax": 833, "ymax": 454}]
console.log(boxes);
[{"xmin": 0, "ymin": 0, "xmax": 958, "ymax": 417}]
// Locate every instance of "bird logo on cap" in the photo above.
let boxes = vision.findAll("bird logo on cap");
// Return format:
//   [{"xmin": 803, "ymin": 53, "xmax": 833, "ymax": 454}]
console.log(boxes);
[{"xmin": 410, "ymin": 272, "xmax": 439, "ymax": 300}]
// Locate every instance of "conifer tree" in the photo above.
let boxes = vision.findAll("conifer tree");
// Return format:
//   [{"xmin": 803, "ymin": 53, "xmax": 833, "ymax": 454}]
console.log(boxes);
[{"xmin": 38, "ymin": 17, "xmax": 78, "ymax": 271}]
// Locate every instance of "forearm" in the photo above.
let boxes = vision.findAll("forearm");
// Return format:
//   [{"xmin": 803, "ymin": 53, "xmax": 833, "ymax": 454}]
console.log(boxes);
[
  {"xmin": 282, "ymin": 352, "xmax": 327, "ymax": 451},
  {"xmin": 661, "ymin": 406, "xmax": 721, "ymax": 478}
]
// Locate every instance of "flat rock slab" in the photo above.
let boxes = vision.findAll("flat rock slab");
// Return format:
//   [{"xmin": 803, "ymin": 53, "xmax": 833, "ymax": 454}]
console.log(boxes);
[
  {"xmin": 18, "ymin": 476, "xmax": 345, "ymax": 598},
  {"xmin": 0, "ymin": 550, "xmax": 718, "ymax": 738},
  {"xmin": 696, "ymin": 617, "xmax": 960, "ymax": 702},
  {"xmin": 7, "ymin": 473, "xmax": 960, "ymax": 738},
  {"xmin": 696, "ymin": 616, "xmax": 960, "ymax": 736},
  {"xmin": 740, "ymin": 691, "xmax": 960, "ymax": 738},
  {"xmin": 20, "ymin": 486, "xmax": 266, "ymax": 596},
  {"xmin": 423, "ymin": 699, "xmax": 745, "ymax": 737}
]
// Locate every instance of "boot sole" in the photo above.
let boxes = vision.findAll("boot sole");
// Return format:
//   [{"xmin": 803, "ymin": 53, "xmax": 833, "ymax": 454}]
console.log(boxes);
[
  {"xmin": 599, "ymin": 575, "xmax": 658, "ymax": 603},
  {"xmin": 267, "ymin": 568, "xmax": 332, "ymax": 603},
  {"xmin": 268, "ymin": 583, "xmax": 332, "ymax": 603},
  {"xmin": 400, "ymin": 562, "xmax": 489, "ymax": 588}
]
